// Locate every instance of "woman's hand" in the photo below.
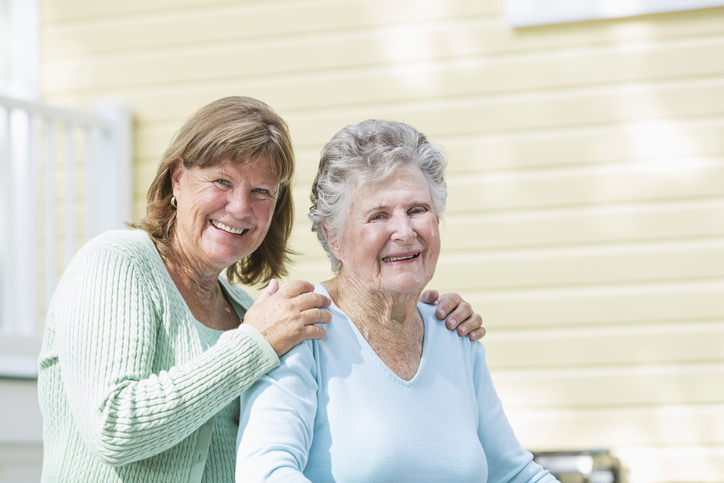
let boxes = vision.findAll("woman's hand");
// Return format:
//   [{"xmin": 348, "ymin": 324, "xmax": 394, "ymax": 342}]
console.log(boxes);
[
  {"xmin": 244, "ymin": 280, "xmax": 332, "ymax": 357},
  {"xmin": 420, "ymin": 290, "xmax": 485, "ymax": 341}
]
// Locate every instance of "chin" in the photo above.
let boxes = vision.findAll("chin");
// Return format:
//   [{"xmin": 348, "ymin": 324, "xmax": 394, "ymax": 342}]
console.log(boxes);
[{"xmin": 383, "ymin": 280, "xmax": 427, "ymax": 295}]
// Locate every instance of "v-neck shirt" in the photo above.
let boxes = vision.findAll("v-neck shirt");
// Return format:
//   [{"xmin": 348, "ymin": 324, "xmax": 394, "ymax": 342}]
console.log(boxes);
[{"xmin": 236, "ymin": 283, "xmax": 554, "ymax": 483}]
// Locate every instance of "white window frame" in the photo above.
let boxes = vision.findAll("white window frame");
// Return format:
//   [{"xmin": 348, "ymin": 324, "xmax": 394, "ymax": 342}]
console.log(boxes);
[{"xmin": 505, "ymin": 0, "xmax": 724, "ymax": 28}]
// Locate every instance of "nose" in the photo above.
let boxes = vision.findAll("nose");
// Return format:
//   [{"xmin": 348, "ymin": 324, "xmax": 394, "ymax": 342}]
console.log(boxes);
[
  {"xmin": 390, "ymin": 213, "xmax": 415, "ymax": 243},
  {"xmin": 227, "ymin": 189, "xmax": 253, "ymax": 218}
]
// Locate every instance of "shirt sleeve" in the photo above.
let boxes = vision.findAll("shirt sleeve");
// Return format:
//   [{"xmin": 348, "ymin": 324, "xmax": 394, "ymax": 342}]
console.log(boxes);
[
  {"xmin": 474, "ymin": 344, "xmax": 558, "ymax": 483},
  {"xmin": 52, "ymin": 244, "xmax": 279, "ymax": 466},
  {"xmin": 236, "ymin": 339, "xmax": 318, "ymax": 482}
]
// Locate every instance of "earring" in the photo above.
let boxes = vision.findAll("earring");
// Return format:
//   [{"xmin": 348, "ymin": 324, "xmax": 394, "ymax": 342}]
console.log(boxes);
[{"xmin": 171, "ymin": 196, "xmax": 177, "ymax": 208}]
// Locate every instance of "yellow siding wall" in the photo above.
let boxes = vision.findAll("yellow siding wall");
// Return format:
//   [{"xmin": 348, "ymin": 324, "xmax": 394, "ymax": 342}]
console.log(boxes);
[{"xmin": 41, "ymin": 1, "xmax": 724, "ymax": 481}]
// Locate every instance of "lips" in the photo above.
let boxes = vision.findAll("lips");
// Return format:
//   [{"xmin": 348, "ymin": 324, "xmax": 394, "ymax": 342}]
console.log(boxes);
[
  {"xmin": 382, "ymin": 253, "xmax": 420, "ymax": 262},
  {"xmin": 211, "ymin": 220, "xmax": 248, "ymax": 235}
]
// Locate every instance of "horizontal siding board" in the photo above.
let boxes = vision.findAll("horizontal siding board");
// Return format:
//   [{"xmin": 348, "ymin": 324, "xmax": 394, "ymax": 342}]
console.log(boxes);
[
  {"xmin": 468, "ymin": 281, "xmax": 724, "ymax": 328},
  {"xmin": 485, "ymin": 321, "xmax": 724, "ymax": 369},
  {"xmin": 445, "ymin": 157, "xmax": 724, "ymax": 214},
  {"xmin": 41, "ymin": 2, "xmax": 724, "ymax": 90},
  {"xmin": 43, "ymin": 1, "xmax": 492, "ymax": 56},
  {"xmin": 43, "ymin": 31, "xmax": 724, "ymax": 111},
  {"xmin": 42, "ymin": 19, "xmax": 505, "ymax": 94},
  {"xmin": 492, "ymin": 363, "xmax": 724, "ymax": 408},
  {"xmin": 285, "ymin": 79, "xmax": 724, "ymax": 148},
  {"xmin": 506, "ymin": 404, "xmax": 724, "ymax": 447},
  {"xmin": 42, "ymin": 2, "xmax": 724, "ymax": 52},
  {"xmin": 437, "ymin": 117, "xmax": 724, "ymax": 175},
  {"xmin": 41, "ymin": 14, "xmax": 724, "ymax": 97},
  {"xmin": 439, "ymin": 200, "xmax": 724, "ymax": 251},
  {"xmin": 431, "ymin": 241, "xmax": 724, "ymax": 291}
]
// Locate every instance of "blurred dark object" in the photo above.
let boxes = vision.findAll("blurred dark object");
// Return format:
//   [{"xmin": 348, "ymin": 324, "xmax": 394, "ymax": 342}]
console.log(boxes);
[{"xmin": 533, "ymin": 450, "xmax": 627, "ymax": 483}]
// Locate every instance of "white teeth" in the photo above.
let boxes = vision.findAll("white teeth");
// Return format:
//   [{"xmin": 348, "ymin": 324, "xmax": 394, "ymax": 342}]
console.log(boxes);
[
  {"xmin": 211, "ymin": 220, "xmax": 246, "ymax": 235},
  {"xmin": 383, "ymin": 253, "xmax": 419, "ymax": 262}
]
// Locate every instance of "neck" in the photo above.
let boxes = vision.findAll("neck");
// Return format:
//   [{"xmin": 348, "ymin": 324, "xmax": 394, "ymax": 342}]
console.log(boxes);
[
  {"xmin": 323, "ymin": 274, "xmax": 421, "ymax": 332},
  {"xmin": 160, "ymin": 243, "xmax": 239, "ymax": 331},
  {"xmin": 323, "ymin": 273, "xmax": 425, "ymax": 381}
]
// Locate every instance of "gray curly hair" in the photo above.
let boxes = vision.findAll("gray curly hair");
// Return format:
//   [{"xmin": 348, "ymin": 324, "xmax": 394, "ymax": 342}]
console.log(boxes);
[{"xmin": 309, "ymin": 119, "xmax": 447, "ymax": 274}]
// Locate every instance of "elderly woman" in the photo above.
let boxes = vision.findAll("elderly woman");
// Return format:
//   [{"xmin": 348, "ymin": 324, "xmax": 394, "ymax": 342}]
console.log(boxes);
[
  {"xmin": 37, "ymin": 98, "xmax": 482, "ymax": 483},
  {"xmin": 235, "ymin": 120, "xmax": 556, "ymax": 482}
]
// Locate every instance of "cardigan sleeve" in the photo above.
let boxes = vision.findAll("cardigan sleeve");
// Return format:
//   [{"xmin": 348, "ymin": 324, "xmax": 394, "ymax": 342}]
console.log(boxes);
[
  {"xmin": 474, "ymin": 345, "xmax": 557, "ymax": 483},
  {"xmin": 235, "ymin": 339, "xmax": 318, "ymax": 482},
  {"xmin": 52, "ymin": 243, "xmax": 279, "ymax": 466}
]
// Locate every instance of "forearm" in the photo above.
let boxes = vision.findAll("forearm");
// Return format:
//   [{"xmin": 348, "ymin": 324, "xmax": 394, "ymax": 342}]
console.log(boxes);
[{"xmin": 65, "ymin": 324, "xmax": 278, "ymax": 465}]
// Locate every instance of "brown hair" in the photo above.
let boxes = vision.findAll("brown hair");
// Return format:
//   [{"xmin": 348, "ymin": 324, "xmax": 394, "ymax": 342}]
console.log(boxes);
[{"xmin": 134, "ymin": 96, "xmax": 295, "ymax": 286}]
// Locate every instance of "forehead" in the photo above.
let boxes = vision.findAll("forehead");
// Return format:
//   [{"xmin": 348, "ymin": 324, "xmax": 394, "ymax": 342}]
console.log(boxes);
[
  {"xmin": 351, "ymin": 165, "xmax": 432, "ymax": 209},
  {"xmin": 211, "ymin": 157, "xmax": 280, "ymax": 181}
]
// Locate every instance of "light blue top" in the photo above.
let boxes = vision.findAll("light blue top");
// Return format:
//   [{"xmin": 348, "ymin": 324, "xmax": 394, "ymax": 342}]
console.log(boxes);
[{"xmin": 236, "ymin": 284, "xmax": 556, "ymax": 483}]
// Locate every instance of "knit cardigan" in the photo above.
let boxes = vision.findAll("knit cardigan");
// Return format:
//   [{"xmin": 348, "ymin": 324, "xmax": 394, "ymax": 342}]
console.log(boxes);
[{"xmin": 37, "ymin": 230, "xmax": 279, "ymax": 483}]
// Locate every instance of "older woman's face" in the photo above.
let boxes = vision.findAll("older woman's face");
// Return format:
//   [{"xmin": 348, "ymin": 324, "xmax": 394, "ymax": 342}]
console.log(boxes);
[
  {"xmin": 170, "ymin": 157, "xmax": 279, "ymax": 275},
  {"xmin": 331, "ymin": 164, "xmax": 440, "ymax": 295}
]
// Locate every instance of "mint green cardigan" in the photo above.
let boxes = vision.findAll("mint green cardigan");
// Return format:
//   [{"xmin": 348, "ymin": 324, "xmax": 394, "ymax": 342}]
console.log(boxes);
[{"xmin": 37, "ymin": 230, "xmax": 279, "ymax": 482}]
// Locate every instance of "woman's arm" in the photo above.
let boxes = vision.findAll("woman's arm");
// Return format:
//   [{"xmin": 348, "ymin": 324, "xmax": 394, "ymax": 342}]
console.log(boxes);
[
  {"xmin": 473, "ymin": 345, "xmax": 557, "ymax": 483},
  {"xmin": 52, "ymin": 245, "xmax": 279, "ymax": 466},
  {"xmin": 236, "ymin": 341, "xmax": 318, "ymax": 482}
]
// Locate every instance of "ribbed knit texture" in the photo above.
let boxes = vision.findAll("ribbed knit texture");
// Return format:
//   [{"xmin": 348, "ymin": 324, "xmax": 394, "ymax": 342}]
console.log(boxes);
[{"xmin": 37, "ymin": 230, "xmax": 279, "ymax": 483}]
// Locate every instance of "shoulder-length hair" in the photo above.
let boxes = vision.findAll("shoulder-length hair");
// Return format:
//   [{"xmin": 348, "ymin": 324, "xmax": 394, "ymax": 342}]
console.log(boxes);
[{"xmin": 134, "ymin": 96, "xmax": 295, "ymax": 286}]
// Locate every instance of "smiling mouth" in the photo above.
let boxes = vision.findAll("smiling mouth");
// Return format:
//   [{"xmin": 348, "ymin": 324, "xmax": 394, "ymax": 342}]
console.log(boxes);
[
  {"xmin": 382, "ymin": 253, "xmax": 420, "ymax": 262},
  {"xmin": 211, "ymin": 220, "xmax": 248, "ymax": 235}
]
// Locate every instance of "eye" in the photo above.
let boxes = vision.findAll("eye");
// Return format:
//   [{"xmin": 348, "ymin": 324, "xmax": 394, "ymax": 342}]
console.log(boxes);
[
  {"xmin": 369, "ymin": 213, "xmax": 387, "ymax": 222},
  {"xmin": 409, "ymin": 206, "xmax": 427, "ymax": 215},
  {"xmin": 252, "ymin": 187, "xmax": 277, "ymax": 199},
  {"xmin": 214, "ymin": 179, "xmax": 232, "ymax": 187}
]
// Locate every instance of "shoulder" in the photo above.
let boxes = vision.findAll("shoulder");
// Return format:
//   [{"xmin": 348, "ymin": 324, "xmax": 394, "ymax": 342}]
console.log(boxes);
[
  {"xmin": 418, "ymin": 302, "xmax": 486, "ymax": 361},
  {"xmin": 77, "ymin": 229, "xmax": 159, "ymax": 265},
  {"xmin": 58, "ymin": 229, "xmax": 166, "ymax": 294}
]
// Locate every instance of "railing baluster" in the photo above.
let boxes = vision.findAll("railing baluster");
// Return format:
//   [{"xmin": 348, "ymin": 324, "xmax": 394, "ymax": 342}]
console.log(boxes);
[
  {"xmin": 63, "ymin": 123, "xmax": 75, "ymax": 268},
  {"xmin": 20, "ymin": 113, "xmax": 39, "ymax": 335},
  {"xmin": 44, "ymin": 118, "xmax": 56, "ymax": 311},
  {"xmin": 1, "ymin": 106, "xmax": 13, "ymax": 336},
  {"xmin": 84, "ymin": 125, "xmax": 97, "ymax": 242}
]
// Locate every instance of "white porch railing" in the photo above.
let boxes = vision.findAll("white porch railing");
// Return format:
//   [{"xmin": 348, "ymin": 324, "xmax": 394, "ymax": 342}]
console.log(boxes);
[{"xmin": 0, "ymin": 95, "xmax": 132, "ymax": 378}]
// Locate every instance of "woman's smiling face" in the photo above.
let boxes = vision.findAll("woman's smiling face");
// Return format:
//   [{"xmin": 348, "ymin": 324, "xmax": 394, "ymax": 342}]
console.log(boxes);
[
  {"xmin": 329, "ymin": 164, "xmax": 441, "ymax": 296},
  {"xmin": 170, "ymin": 157, "xmax": 279, "ymax": 276}
]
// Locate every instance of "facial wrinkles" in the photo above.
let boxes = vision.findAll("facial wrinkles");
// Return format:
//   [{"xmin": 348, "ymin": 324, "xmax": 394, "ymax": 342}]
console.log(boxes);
[{"xmin": 172, "ymin": 160, "xmax": 279, "ymax": 277}]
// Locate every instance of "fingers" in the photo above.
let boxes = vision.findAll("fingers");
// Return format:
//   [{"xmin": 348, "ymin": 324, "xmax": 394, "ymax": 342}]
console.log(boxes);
[
  {"xmin": 300, "ymin": 307, "xmax": 332, "ymax": 326},
  {"xmin": 433, "ymin": 293, "xmax": 467, "ymax": 324},
  {"xmin": 454, "ymin": 312, "xmax": 484, "ymax": 339},
  {"xmin": 466, "ymin": 326, "xmax": 486, "ymax": 341},
  {"xmin": 275, "ymin": 279, "xmax": 316, "ymax": 297},
  {"xmin": 431, "ymin": 291, "xmax": 486, "ymax": 341},
  {"xmin": 419, "ymin": 289, "xmax": 440, "ymax": 305},
  {"xmin": 244, "ymin": 280, "xmax": 332, "ymax": 357},
  {"xmin": 302, "ymin": 323, "xmax": 328, "ymax": 341},
  {"xmin": 255, "ymin": 279, "xmax": 280, "ymax": 304}
]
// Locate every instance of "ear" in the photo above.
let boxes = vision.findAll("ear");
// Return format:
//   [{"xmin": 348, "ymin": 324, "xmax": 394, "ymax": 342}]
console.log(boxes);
[
  {"xmin": 169, "ymin": 157, "xmax": 185, "ymax": 197},
  {"xmin": 321, "ymin": 223, "xmax": 343, "ymax": 262}
]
